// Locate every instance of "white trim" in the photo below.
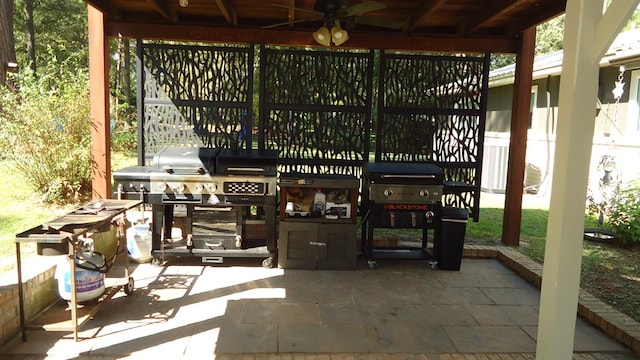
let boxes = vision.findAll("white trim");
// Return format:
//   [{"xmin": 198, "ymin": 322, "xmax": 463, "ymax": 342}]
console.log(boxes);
[
  {"xmin": 627, "ymin": 69, "xmax": 640, "ymax": 132},
  {"xmin": 530, "ymin": 85, "xmax": 539, "ymax": 129}
]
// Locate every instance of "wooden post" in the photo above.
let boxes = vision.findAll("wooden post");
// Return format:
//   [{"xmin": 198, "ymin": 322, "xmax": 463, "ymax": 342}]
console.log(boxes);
[
  {"xmin": 88, "ymin": 4, "xmax": 111, "ymax": 200},
  {"xmin": 501, "ymin": 27, "xmax": 536, "ymax": 246}
]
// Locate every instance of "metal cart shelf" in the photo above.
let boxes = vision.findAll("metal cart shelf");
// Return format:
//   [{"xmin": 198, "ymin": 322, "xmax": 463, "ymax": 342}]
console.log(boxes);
[{"xmin": 15, "ymin": 199, "xmax": 141, "ymax": 342}]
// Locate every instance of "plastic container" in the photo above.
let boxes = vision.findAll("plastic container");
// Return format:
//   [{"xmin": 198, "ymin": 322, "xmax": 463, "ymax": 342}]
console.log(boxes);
[
  {"xmin": 434, "ymin": 207, "xmax": 468, "ymax": 271},
  {"xmin": 313, "ymin": 189, "xmax": 326, "ymax": 215},
  {"xmin": 55, "ymin": 250, "xmax": 106, "ymax": 302},
  {"xmin": 126, "ymin": 223, "xmax": 153, "ymax": 263}
]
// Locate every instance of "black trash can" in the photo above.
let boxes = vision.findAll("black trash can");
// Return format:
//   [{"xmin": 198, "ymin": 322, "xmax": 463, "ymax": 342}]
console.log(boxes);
[{"xmin": 434, "ymin": 207, "xmax": 468, "ymax": 270}]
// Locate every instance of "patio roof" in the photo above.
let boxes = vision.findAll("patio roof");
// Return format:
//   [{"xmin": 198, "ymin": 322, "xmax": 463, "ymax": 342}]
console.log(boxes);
[
  {"xmin": 83, "ymin": 0, "xmax": 565, "ymax": 249},
  {"xmin": 83, "ymin": 0, "xmax": 567, "ymax": 53},
  {"xmin": 489, "ymin": 28, "xmax": 640, "ymax": 86},
  {"xmin": 82, "ymin": 1, "xmax": 640, "ymax": 358}
]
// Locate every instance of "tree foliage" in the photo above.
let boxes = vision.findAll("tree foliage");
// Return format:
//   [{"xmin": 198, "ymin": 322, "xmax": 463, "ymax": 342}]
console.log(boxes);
[
  {"xmin": 535, "ymin": 15, "xmax": 565, "ymax": 56},
  {"xmin": 491, "ymin": 9, "xmax": 640, "ymax": 71},
  {"xmin": 0, "ymin": 69, "xmax": 92, "ymax": 204},
  {"xmin": 0, "ymin": 0, "xmax": 92, "ymax": 204},
  {"xmin": 13, "ymin": 0, "xmax": 88, "ymax": 76}
]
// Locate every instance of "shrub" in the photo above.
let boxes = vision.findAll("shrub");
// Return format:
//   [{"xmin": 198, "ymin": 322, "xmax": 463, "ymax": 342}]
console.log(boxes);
[
  {"xmin": 111, "ymin": 104, "xmax": 138, "ymax": 152},
  {"xmin": 0, "ymin": 69, "xmax": 92, "ymax": 204},
  {"xmin": 607, "ymin": 180, "xmax": 640, "ymax": 245}
]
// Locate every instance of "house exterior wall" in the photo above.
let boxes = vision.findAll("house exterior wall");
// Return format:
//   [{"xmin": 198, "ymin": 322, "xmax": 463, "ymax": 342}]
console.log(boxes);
[{"xmin": 484, "ymin": 66, "xmax": 640, "ymax": 194}]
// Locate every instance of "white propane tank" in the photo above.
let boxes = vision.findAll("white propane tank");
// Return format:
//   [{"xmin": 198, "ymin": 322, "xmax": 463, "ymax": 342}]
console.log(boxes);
[
  {"xmin": 55, "ymin": 241, "xmax": 106, "ymax": 302},
  {"xmin": 126, "ymin": 223, "xmax": 153, "ymax": 263}
]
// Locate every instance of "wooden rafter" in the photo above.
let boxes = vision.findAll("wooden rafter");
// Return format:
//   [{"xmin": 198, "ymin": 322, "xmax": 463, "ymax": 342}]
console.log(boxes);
[
  {"xmin": 215, "ymin": 0, "xmax": 237, "ymax": 25},
  {"xmin": 406, "ymin": 0, "xmax": 448, "ymax": 33},
  {"xmin": 146, "ymin": 0, "xmax": 176, "ymax": 22},
  {"xmin": 288, "ymin": 0, "xmax": 296, "ymax": 27},
  {"xmin": 465, "ymin": 0, "xmax": 530, "ymax": 34}
]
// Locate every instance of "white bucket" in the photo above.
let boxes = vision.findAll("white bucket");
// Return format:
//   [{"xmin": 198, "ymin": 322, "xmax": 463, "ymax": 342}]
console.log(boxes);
[
  {"xmin": 55, "ymin": 251, "xmax": 106, "ymax": 302},
  {"xmin": 126, "ymin": 223, "xmax": 153, "ymax": 263}
]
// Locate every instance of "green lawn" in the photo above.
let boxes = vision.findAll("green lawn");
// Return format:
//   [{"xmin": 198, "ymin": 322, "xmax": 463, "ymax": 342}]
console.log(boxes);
[{"xmin": 0, "ymin": 152, "xmax": 137, "ymax": 274}]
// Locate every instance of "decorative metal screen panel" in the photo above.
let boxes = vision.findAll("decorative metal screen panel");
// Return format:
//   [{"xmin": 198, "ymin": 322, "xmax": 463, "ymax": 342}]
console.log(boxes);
[
  {"xmin": 140, "ymin": 42, "xmax": 254, "ymax": 160},
  {"xmin": 137, "ymin": 43, "xmax": 488, "ymax": 220},
  {"xmin": 377, "ymin": 52, "xmax": 490, "ymax": 219},
  {"xmin": 260, "ymin": 47, "xmax": 373, "ymax": 176}
]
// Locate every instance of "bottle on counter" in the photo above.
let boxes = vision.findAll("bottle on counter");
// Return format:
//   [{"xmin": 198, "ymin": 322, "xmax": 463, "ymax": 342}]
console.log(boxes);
[{"xmin": 313, "ymin": 188, "xmax": 326, "ymax": 216}]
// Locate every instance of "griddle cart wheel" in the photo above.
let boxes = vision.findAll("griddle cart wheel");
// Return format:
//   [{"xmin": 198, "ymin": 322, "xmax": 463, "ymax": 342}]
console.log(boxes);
[
  {"xmin": 151, "ymin": 256, "xmax": 164, "ymax": 267},
  {"xmin": 262, "ymin": 257, "xmax": 274, "ymax": 268},
  {"xmin": 367, "ymin": 260, "xmax": 378, "ymax": 269},
  {"xmin": 124, "ymin": 277, "xmax": 135, "ymax": 295}
]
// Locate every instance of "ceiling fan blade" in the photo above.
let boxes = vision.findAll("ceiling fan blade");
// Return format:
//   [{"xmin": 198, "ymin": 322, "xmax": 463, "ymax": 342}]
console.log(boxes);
[
  {"xmin": 356, "ymin": 16, "xmax": 405, "ymax": 30},
  {"xmin": 345, "ymin": 1, "xmax": 385, "ymax": 16},
  {"xmin": 261, "ymin": 18, "xmax": 318, "ymax": 29},
  {"xmin": 272, "ymin": 3, "xmax": 322, "ymax": 16}
]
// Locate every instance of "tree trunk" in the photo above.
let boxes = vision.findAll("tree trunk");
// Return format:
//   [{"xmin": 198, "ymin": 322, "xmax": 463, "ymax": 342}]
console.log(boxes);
[
  {"xmin": 25, "ymin": 0, "xmax": 36, "ymax": 74},
  {"xmin": 124, "ymin": 38, "xmax": 131, "ymax": 106},
  {"xmin": 0, "ymin": 0, "xmax": 17, "ymax": 89}
]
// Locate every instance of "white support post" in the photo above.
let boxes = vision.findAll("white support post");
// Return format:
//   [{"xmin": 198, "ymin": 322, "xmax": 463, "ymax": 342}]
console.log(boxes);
[{"xmin": 536, "ymin": 0, "xmax": 639, "ymax": 358}]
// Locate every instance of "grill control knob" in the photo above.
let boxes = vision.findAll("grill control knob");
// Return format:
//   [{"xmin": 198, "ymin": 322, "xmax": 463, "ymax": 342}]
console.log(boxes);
[
  {"xmin": 383, "ymin": 188, "xmax": 394, "ymax": 197},
  {"xmin": 419, "ymin": 189, "xmax": 430, "ymax": 197},
  {"xmin": 205, "ymin": 183, "xmax": 217, "ymax": 192},
  {"xmin": 425, "ymin": 211, "xmax": 435, "ymax": 222},
  {"xmin": 156, "ymin": 182, "xmax": 167, "ymax": 192},
  {"xmin": 171, "ymin": 183, "xmax": 186, "ymax": 194},
  {"xmin": 194, "ymin": 184, "xmax": 204, "ymax": 193}
]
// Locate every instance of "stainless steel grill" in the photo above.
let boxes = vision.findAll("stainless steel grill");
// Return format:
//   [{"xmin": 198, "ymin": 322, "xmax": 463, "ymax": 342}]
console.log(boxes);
[{"xmin": 113, "ymin": 146, "xmax": 278, "ymax": 267}]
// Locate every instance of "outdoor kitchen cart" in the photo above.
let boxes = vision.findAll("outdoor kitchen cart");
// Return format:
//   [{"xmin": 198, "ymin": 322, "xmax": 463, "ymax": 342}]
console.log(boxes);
[
  {"xmin": 278, "ymin": 173, "xmax": 359, "ymax": 270},
  {"xmin": 14, "ymin": 199, "xmax": 141, "ymax": 342}
]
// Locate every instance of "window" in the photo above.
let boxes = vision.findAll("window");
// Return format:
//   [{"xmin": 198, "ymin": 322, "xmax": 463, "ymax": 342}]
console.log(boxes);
[
  {"xmin": 530, "ymin": 85, "xmax": 538, "ymax": 130},
  {"xmin": 627, "ymin": 69, "xmax": 640, "ymax": 132}
]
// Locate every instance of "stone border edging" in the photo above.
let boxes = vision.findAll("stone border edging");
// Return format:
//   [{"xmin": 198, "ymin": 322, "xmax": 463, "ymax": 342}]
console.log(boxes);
[{"xmin": 463, "ymin": 244, "xmax": 640, "ymax": 356}]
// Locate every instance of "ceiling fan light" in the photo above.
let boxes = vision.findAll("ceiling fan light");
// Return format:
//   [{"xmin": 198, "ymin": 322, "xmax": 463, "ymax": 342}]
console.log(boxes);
[
  {"xmin": 313, "ymin": 26, "xmax": 331, "ymax": 46},
  {"xmin": 331, "ymin": 27, "xmax": 349, "ymax": 46},
  {"xmin": 179, "ymin": 0, "xmax": 188, "ymax": 7}
]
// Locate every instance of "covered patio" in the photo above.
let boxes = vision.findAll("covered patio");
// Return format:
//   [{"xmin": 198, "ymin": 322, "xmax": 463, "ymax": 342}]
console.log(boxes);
[
  {"xmin": 75, "ymin": 0, "xmax": 640, "ymax": 358},
  {"xmin": 1, "ymin": 250, "xmax": 637, "ymax": 358}
]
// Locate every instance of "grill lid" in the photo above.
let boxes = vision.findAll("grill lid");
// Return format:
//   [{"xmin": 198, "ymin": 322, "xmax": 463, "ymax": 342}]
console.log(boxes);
[
  {"xmin": 364, "ymin": 162, "xmax": 444, "ymax": 184},
  {"xmin": 216, "ymin": 148, "xmax": 278, "ymax": 176},
  {"xmin": 152, "ymin": 147, "xmax": 219, "ymax": 175}
]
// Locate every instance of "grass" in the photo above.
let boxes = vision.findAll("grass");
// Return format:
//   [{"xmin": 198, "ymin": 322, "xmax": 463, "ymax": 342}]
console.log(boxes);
[
  {"xmin": 0, "ymin": 161, "xmax": 74, "ymax": 274},
  {"xmin": 1, "ymin": 154, "xmax": 639, "ymax": 323},
  {"xmin": 0, "ymin": 151, "xmax": 138, "ymax": 274}
]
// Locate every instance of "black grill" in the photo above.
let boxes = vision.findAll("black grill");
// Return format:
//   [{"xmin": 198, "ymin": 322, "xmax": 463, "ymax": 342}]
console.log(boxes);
[{"xmin": 361, "ymin": 162, "xmax": 444, "ymax": 265}]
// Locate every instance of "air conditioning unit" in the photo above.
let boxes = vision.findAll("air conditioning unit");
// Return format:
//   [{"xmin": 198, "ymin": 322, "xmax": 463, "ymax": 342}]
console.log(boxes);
[{"xmin": 481, "ymin": 143, "xmax": 510, "ymax": 193}]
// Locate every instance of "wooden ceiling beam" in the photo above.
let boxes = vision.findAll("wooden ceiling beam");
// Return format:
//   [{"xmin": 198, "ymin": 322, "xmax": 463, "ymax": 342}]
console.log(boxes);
[
  {"xmin": 505, "ymin": 3, "xmax": 567, "ymax": 37},
  {"xmin": 85, "ymin": 0, "xmax": 109, "ymax": 13},
  {"xmin": 107, "ymin": 21, "xmax": 519, "ymax": 54},
  {"xmin": 145, "ymin": 0, "xmax": 176, "ymax": 22},
  {"xmin": 215, "ymin": 0, "xmax": 237, "ymax": 26},
  {"xmin": 406, "ymin": 0, "xmax": 448, "ymax": 33},
  {"xmin": 288, "ymin": 0, "xmax": 296, "ymax": 27},
  {"xmin": 465, "ymin": 0, "xmax": 529, "ymax": 34}
]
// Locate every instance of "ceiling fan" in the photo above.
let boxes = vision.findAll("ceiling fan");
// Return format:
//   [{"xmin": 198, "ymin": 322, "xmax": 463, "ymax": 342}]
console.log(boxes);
[{"xmin": 266, "ymin": 0, "xmax": 405, "ymax": 46}]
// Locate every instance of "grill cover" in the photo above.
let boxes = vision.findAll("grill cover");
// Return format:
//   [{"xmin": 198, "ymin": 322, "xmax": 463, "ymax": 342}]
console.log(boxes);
[
  {"xmin": 152, "ymin": 147, "xmax": 219, "ymax": 175},
  {"xmin": 216, "ymin": 148, "xmax": 278, "ymax": 176},
  {"xmin": 364, "ymin": 162, "xmax": 444, "ymax": 185}
]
